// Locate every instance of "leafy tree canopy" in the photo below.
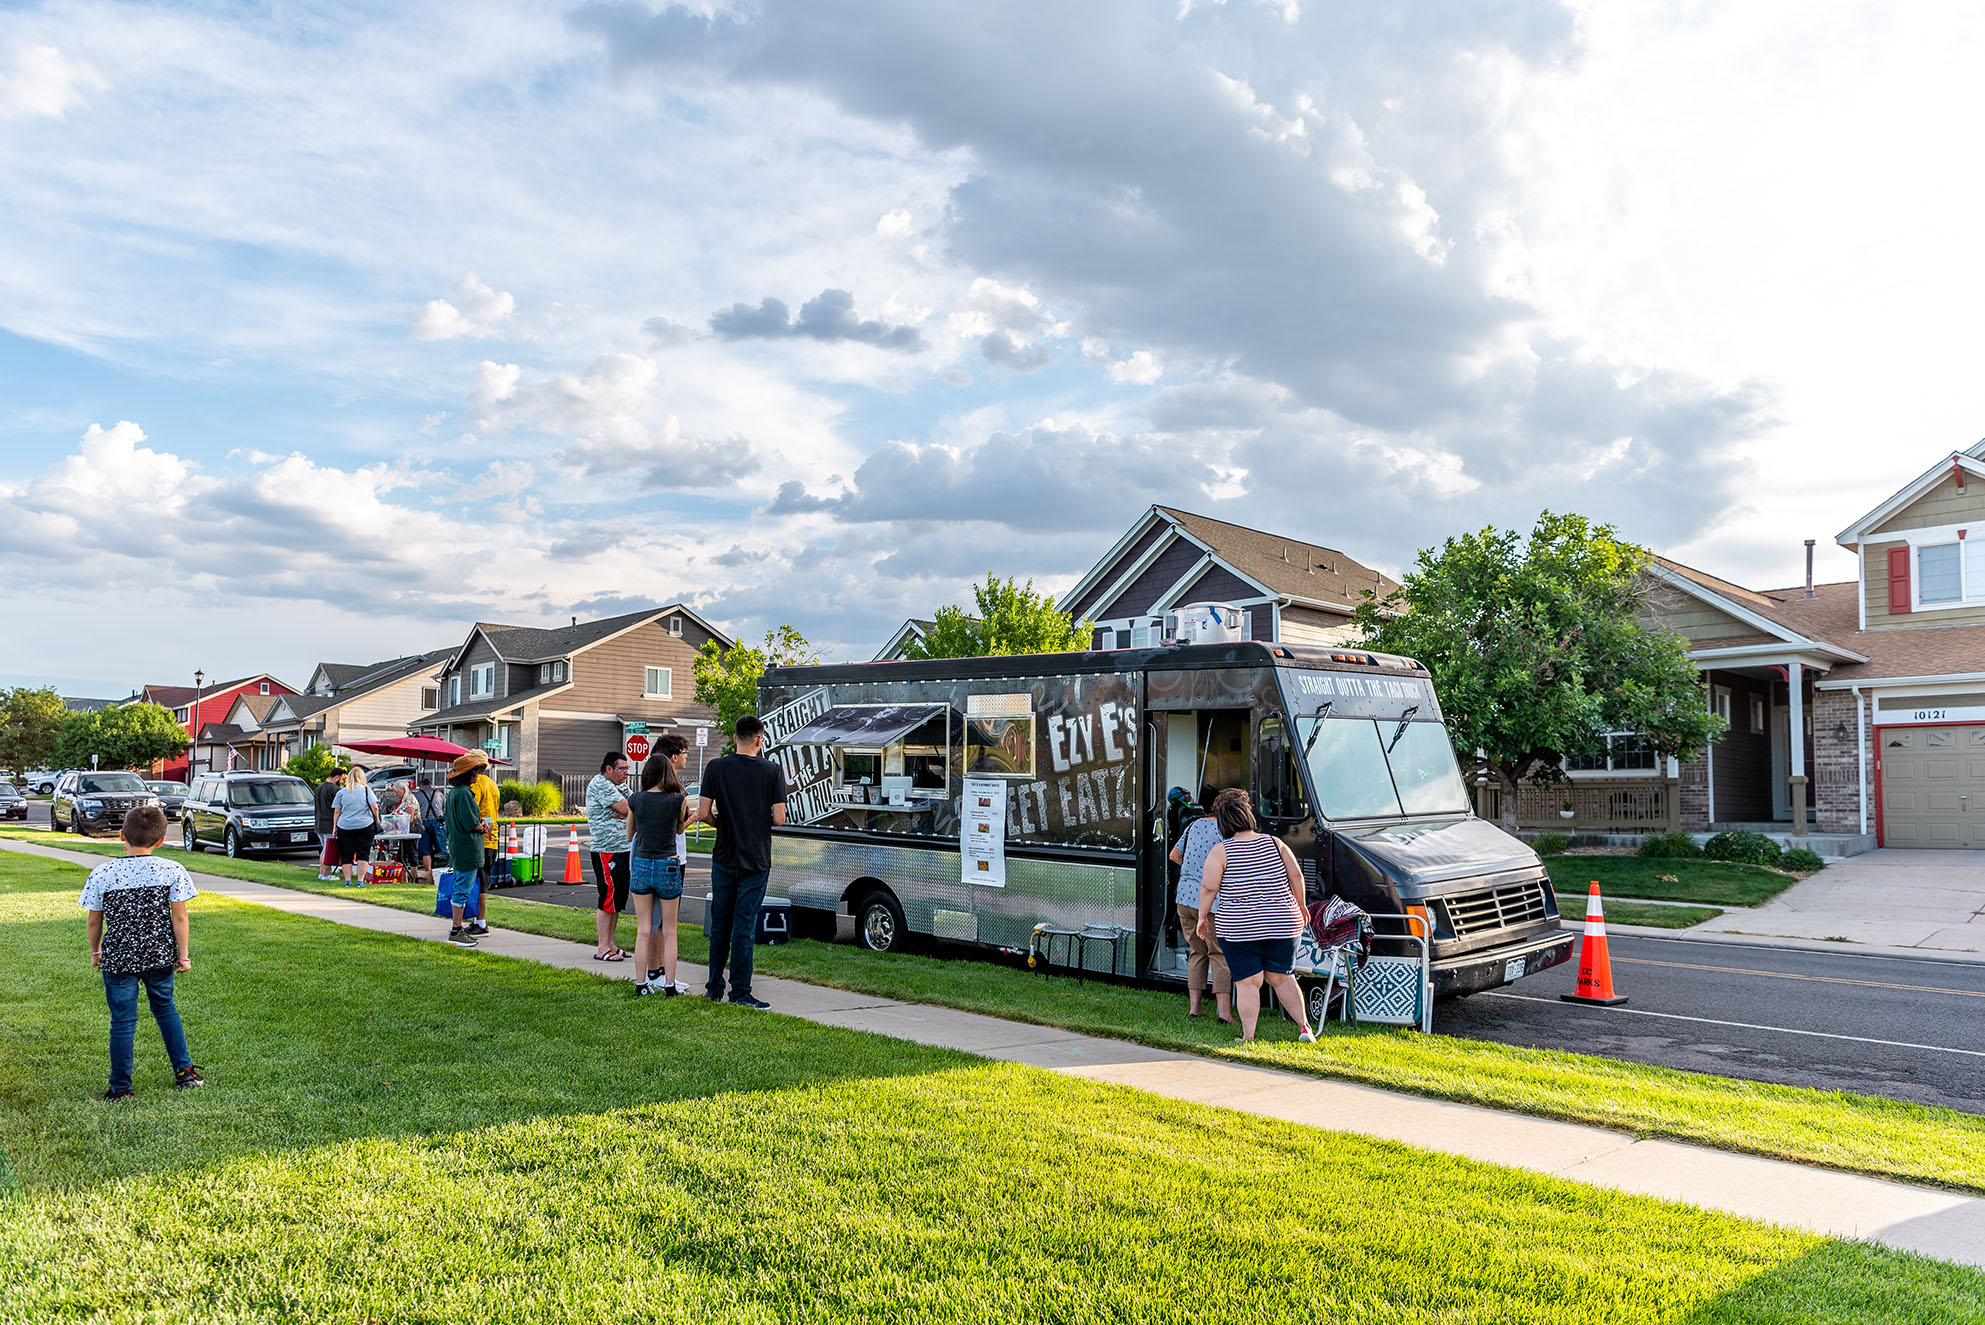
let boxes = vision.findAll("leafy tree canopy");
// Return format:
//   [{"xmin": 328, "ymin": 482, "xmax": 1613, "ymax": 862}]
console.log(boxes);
[
  {"xmin": 692, "ymin": 626, "xmax": 820, "ymax": 754},
  {"xmin": 53, "ymin": 702, "xmax": 190, "ymax": 772},
  {"xmin": 1351, "ymin": 511, "xmax": 1723, "ymax": 831},
  {"xmin": 0, "ymin": 687, "xmax": 74, "ymax": 776},
  {"xmin": 901, "ymin": 574, "xmax": 1091, "ymax": 660},
  {"xmin": 283, "ymin": 745, "xmax": 352, "ymax": 789}
]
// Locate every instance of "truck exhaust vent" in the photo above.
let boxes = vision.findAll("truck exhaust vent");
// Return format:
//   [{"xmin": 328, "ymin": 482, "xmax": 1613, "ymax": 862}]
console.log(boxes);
[{"xmin": 1440, "ymin": 880, "xmax": 1551, "ymax": 936}]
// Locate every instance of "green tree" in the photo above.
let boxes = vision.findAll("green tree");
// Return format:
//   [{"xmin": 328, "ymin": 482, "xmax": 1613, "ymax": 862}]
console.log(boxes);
[
  {"xmin": 283, "ymin": 745, "xmax": 352, "ymax": 789},
  {"xmin": 692, "ymin": 625, "xmax": 821, "ymax": 753},
  {"xmin": 1351, "ymin": 511, "xmax": 1723, "ymax": 833},
  {"xmin": 0, "ymin": 687, "xmax": 74, "ymax": 776},
  {"xmin": 53, "ymin": 702, "xmax": 190, "ymax": 772},
  {"xmin": 901, "ymin": 574, "xmax": 1092, "ymax": 660}
]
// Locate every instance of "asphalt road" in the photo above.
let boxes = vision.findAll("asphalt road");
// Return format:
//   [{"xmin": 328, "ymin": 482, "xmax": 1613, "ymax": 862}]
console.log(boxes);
[{"xmin": 1438, "ymin": 932, "xmax": 1985, "ymax": 1114}]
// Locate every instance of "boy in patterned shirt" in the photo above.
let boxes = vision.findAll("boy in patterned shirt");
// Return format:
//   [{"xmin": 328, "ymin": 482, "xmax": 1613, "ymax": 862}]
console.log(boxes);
[{"xmin": 78, "ymin": 804, "xmax": 205, "ymax": 1099}]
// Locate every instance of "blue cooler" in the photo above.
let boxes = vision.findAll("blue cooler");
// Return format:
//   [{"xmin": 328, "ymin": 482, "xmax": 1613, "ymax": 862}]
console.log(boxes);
[{"xmin": 755, "ymin": 898, "xmax": 790, "ymax": 945}]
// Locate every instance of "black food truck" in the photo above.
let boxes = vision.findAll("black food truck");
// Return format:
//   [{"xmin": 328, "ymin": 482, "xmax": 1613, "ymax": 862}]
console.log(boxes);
[{"xmin": 759, "ymin": 640, "xmax": 1572, "ymax": 1019}]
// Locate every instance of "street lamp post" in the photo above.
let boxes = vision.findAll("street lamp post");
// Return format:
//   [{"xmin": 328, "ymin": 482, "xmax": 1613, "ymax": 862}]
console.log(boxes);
[{"xmin": 191, "ymin": 669, "xmax": 206, "ymax": 780}]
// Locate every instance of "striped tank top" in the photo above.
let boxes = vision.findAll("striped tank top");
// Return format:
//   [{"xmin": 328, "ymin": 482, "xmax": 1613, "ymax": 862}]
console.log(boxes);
[{"xmin": 1212, "ymin": 834, "xmax": 1302, "ymax": 941}]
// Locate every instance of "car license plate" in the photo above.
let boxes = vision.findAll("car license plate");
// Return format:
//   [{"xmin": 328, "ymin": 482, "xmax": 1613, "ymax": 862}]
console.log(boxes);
[
  {"xmin": 290, "ymin": 832, "xmax": 310, "ymax": 843},
  {"xmin": 1503, "ymin": 956, "xmax": 1526, "ymax": 983}
]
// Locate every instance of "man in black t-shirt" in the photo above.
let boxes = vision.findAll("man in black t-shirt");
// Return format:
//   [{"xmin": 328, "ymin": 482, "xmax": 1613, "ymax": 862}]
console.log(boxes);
[{"xmin": 693, "ymin": 714, "xmax": 788, "ymax": 1008}]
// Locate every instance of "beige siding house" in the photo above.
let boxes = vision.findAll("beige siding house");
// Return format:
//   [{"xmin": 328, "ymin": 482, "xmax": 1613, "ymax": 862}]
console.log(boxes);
[
  {"xmin": 257, "ymin": 651, "xmax": 454, "ymax": 768},
  {"xmin": 1558, "ymin": 440, "xmax": 1985, "ymax": 851},
  {"xmin": 411, "ymin": 606, "xmax": 730, "ymax": 788}
]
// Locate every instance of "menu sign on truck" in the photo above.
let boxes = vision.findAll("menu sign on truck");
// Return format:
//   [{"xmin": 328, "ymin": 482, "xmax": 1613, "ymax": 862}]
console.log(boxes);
[{"xmin": 961, "ymin": 777, "xmax": 1007, "ymax": 887}]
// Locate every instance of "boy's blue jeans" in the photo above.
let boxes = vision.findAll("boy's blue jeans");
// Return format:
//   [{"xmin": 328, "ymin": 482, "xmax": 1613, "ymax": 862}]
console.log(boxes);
[{"xmin": 104, "ymin": 968, "xmax": 191, "ymax": 1093}]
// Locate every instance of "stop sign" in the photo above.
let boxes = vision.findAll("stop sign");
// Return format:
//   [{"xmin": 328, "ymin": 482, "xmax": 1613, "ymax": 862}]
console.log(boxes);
[{"xmin": 624, "ymin": 733, "xmax": 651, "ymax": 762}]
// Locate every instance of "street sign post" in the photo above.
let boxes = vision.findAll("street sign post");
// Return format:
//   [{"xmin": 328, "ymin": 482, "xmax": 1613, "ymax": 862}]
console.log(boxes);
[
  {"xmin": 624, "ymin": 733, "xmax": 651, "ymax": 762},
  {"xmin": 695, "ymin": 726, "xmax": 708, "ymax": 747}
]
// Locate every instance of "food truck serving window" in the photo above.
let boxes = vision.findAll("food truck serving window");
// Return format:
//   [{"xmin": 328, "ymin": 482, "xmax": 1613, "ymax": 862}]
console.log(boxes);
[
  {"xmin": 964, "ymin": 693, "xmax": 1035, "ymax": 778},
  {"xmin": 780, "ymin": 704, "xmax": 956, "ymax": 795}
]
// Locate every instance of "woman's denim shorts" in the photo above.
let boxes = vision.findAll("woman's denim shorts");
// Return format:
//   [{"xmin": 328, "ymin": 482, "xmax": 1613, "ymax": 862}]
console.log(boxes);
[{"xmin": 630, "ymin": 855, "xmax": 683, "ymax": 901}]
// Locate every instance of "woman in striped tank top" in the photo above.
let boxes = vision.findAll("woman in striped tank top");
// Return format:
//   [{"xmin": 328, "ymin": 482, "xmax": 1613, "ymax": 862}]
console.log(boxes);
[{"xmin": 1195, "ymin": 788, "xmax": 1316, "ymax": 1045}]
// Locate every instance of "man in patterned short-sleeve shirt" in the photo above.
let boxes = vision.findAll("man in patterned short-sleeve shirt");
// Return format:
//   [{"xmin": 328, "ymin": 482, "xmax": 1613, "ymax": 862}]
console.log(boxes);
[{"xmin": 78, "ymin": 804, "xmax": 205, "ymax": 1098}]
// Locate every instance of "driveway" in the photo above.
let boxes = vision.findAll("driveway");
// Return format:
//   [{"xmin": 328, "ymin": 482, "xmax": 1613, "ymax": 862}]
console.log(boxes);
[{"xmin": 1692, "ymin": 850, "xmax": 1985, "ymax": 953}]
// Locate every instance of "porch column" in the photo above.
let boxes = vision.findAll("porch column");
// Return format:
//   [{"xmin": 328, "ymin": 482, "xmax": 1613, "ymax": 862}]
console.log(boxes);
[{"xmin": 1787, "ymin": 661, "xmax": 1808, "ymax": 838}]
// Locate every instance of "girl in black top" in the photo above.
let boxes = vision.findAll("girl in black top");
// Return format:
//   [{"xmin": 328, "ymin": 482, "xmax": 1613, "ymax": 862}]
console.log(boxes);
[{"xmin": 627, "ymin": 740, "xmax": 692, "ymax": 996}]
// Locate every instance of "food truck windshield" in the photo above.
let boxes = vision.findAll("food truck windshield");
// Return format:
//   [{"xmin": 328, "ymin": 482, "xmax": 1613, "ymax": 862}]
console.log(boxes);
[{"xmin": 1278, "ymin": 668, "xmax": 1470, "ymax": 821}]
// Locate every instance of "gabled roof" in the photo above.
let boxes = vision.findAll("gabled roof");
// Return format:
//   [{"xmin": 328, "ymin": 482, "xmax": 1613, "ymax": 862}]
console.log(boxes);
[
  {"xmin": 872, "ymin": 616, "xmax": 978, "ymax": 662},
  {"xmin": 140, "ymin": 674, "xmax": 288, "ymax": 708},
  {"xmin": 63, "ymin": 697, "xmax": 116, "ymax": 713},
  {"xmin": 312, "ymin": 662, "xmax": 375, "ymax": 691},
  {"xmin": 1835, "ymin": 442, "xmax": 1985, "ymax": 544},
  {"xmin": 1645, "ymin": 557, "xmax": 1866, "ymax": 664},
  {"xmin": 260, "ymin": 649, "xmax": 452, "ymax": 730},
  {"xmin": 220, "ymin": 693, "xmax": 283, "ymax": 729},
  {"xmin": 443, "ymin": 604, "xmax": 732, "ymax": 674},
  {"xmin": 1062, "ymin": 505, "xmax": 1396, "ymax": 620}
]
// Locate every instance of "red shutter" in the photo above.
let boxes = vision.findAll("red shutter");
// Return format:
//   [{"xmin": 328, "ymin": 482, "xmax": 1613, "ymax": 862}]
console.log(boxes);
[{"xmin": 1887, "ymin": 546, "xmax": 1911, "ymax": 614}]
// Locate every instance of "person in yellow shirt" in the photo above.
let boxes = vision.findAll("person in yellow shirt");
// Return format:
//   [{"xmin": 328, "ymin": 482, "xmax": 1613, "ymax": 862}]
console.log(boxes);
[{"xmin": 468, "ymin": 753, "xmax": 500, "ymax": 937}]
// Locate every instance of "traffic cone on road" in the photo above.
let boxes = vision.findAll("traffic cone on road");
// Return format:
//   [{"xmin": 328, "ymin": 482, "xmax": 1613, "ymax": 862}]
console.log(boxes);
[
  {"xmin": 1560, "ymin": 882, "xmax": 1628, "ymax": 1006},
  {"xmin": 506, "ymin": 822, "xmax": 521, "ymax": 858},
  {"xmin": 560, "ymin": 825, "xmax": 582, "ymax": 884}
]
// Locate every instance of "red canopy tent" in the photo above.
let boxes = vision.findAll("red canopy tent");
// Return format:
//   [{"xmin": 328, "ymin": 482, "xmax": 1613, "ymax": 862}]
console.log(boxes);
[{"xmin": 337, "ymin": 736, "xmax": 491, "ymax": 762}]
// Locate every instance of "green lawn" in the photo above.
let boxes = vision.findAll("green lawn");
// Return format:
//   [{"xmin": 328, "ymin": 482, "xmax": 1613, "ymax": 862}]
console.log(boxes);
[
  {"xmin": 1605, "ymin": 900, "xmax": 1724, "ymax": 928},
  {"xmin": 0, "ymin": 853, "xmax": 1978, "ymax": 1322},
  {"xmin": 1550, "ymin": 856, "xmax": 1799, "ymax": 907},
  {"xmin": 8, "ymin": 833, "xmax": 1985, "ymax": 1195}
]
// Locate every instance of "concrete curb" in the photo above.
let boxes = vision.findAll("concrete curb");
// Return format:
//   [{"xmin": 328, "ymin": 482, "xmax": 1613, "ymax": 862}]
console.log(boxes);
[{"xmin": 10, "ymin": 837, "xmax": 1983, "ymax": 1270}]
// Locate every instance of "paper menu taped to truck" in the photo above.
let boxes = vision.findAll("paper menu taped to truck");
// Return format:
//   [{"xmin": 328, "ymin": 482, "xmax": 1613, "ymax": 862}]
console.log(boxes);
[{"xmin": 961, "ymin": 777, "xmax": 1007, "ymax": 887}]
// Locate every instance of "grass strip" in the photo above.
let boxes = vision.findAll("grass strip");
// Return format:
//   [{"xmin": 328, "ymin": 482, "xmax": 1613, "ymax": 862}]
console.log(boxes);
[
  {"xmin": 1549, "ymin": 856, "xmax": 1799, "ymax": 906},
  {"xmin": 1605, "ymin": 900, "xmax": 1724, "ymax": 928},
  {"xmin": 8, "ymin": 832, "xmax": 1982, "ymax": 1194},
  {"xmin": 1, "ymin": 852, "xmax": 1979, "ymax": 1321}
]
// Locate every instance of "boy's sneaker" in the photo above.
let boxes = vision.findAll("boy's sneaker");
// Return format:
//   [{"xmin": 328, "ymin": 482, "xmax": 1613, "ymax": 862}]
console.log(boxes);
[
  {"xmin": 100, "ymin": 1087, "xmax": 135, "ymax": 1101},
  {"xmin": 468, "ymin": 922, "xmax": 490, "ymax": 937},
  {"xmin": 174, "ymin": 1065, "xmax": 206, "ymax": 1089},
  {"xmin": 447, "ymin": 927, "xmax": 479, "ymax": 948},
  {"xmin": 633, "ymin": 982, "xmax": 656, "ymax": 997},
  {"xmin": 728, "ymin": 995, "xmax": 772, "ymax": 1011}
]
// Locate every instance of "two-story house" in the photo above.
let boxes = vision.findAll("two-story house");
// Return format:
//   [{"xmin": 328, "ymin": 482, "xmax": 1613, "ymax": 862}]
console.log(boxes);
[
  {"xmin": 410, "ymin": 605, "xmax": 729, "ymax": 790},
  {"xmin": 255, "ymin": 650, "xmax": 456, "ymax": 768},
  {"xmin": 134, "ymin": 673, "xmax": 297, "ymax": 780},
  {"xmin": 1626, "ymin": 441, "xmax": 1985, "ymax": 849},
  {"xmin": 1058, "ymin": 505, "xmax": 1398, "ymax": 650}
]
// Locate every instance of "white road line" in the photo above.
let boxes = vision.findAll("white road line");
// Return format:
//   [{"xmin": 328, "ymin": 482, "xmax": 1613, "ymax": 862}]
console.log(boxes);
[{"xmin": 1481, "ymin": 991, "xmax": 1985, "ymax": 1058}]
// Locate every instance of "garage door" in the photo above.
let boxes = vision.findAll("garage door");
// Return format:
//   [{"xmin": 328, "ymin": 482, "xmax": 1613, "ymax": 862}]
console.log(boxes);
[{"xmin": 1880, "ymin": 725, "xmax": 1985, "ymax": 847}]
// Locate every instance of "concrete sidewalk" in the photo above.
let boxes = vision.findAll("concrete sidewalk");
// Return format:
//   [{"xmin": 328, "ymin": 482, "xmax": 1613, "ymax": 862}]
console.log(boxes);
[
  {"xmin": 9, "ymin": 837, "xmax": 1982, "ymax": 1270},
  {"xmin": 1692, "ymin": 849, "xmax": 1985, "ymax": 955}
]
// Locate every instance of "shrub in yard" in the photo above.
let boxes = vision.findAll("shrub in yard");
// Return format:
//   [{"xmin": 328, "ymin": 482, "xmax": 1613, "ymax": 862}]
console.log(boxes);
[
  {"xmin": 1703, "ymin": 829, "xmax": 1783, "ymax": 866},
  {"xmin": 1782, "ymin": 846, "xmax": 1825, "ymax": 873},
  {"xmin": 1637, "ymin": 831, "xmax": 1701, "ymax": 859},
  {"xmin": 496, "ymin": 779, "xmax": 565, "ymax": 817},
  {"xmin": 1530, "ymin": 832, "xmax": 1571, "ymax": 857},
  {"xmin": 498, "ymin": 778, "xmax": 529, "ymax": 808}
]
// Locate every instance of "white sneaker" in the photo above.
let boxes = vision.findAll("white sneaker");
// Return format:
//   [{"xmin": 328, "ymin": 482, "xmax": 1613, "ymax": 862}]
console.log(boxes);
[{"xmin": 1298, "ymin": 1028, "xmax": 1317, "ymax": 1044}]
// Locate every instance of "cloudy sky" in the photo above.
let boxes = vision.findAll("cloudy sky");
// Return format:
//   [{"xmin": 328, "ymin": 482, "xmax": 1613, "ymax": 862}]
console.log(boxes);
[{"xmin": 4, "ymin": 0, "xmax": 1984, "ymax": 697}]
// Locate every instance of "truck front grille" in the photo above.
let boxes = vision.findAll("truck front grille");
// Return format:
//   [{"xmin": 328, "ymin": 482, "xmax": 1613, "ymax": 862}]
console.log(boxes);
[{"xmin": 1441, "ymin": 880, "xmax": 1551, "ymax": 937}]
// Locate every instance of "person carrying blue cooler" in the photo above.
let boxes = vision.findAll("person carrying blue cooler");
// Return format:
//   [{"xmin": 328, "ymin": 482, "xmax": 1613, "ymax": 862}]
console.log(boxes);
[
  {"xmin": 441, "ymin": 753, "xmax": 488, "ymax": 949},
  {"xmin": 627, "ymin": 741, "xmax": 692, "ymax": 997}
]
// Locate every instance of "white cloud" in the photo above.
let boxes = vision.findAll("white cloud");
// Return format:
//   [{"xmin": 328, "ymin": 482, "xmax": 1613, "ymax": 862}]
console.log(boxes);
[
  {"xmin": 1108, "ymin": 350, "xmax": 1163, "ymax": 385},
  {"xmin": 411, "ymin": 273, "xmax": 520, "ymax": 340},
  {"xmin": 465, "ymin": 361, "xmax": 521, "ymax": 429},
  {"xmin": 0, "ymin": 43, "xmax": 106, "ymax": 120}
]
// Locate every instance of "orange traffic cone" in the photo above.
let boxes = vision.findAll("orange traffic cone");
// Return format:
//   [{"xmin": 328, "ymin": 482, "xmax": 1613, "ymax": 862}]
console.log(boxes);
[
  {"xmin": 1560, "ymin": 882, "xmax": 1628, "ymax": 1006},
  {"xmin": 506, "ymin": 822, "xmax": 521, "ymax": 858},
  {"xmin": 561, "ymin": 824, "xmax": 582, "ymax": 884}
]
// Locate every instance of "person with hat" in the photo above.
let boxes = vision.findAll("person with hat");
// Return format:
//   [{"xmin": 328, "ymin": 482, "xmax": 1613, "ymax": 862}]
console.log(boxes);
[
  {"xmin": 441, "ymin": 752, "xmax": 489, "ymax": 948},
  {"xmin": 469, "ymin": 755, "xmax": 501, "ymax": 937}
]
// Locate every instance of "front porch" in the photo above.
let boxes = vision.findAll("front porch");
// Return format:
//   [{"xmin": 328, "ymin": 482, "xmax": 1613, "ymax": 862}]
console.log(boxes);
[{"xmin": 1475, "ymin": 778, "xmax": 1681, "ymax": 834}]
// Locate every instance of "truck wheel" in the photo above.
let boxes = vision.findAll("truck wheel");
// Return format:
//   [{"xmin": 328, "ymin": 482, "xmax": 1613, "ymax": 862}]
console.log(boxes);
[
  {"xmin": 225, "ymin": 827, "xmax": 244, "ymax": 859},
  {"xmin": 183, "ymin": 821, "xmax": 200, "ymax": 853},
  {"xmin": 856, "ymin": 891, "xmax": 907, "ymax": 954}
]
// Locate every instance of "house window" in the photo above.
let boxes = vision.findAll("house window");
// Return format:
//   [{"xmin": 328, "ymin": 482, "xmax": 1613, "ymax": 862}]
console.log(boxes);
[
  {"xmin": 1566, "ymin": 733, "xmax": 1658, "ymax": 774},
  {"xmin": 1712, "ymin": 687, "xmax": 1732, "ymax": 726},
  {"xmin": 175, "ymin": 708, "xmax": 188, "ymax": 722},
  {"xmin": 470, "ymin": 664, "xmax": 495, "ymax": 698},
  {"xmin": 1915, "ymin": 539, "xmax": 1985, "ymax": 607},
  {"xmin": 644, "ymin": 666, "xmax": 671, "ymax": 698},
  {"xmin": 668, "ymin": 615, "xmax": 683, "ymax": 637},
  {"xmin": 1749, "ymin": 696, "xmax": 1766, "ymax": 734},
  {"xmin": 538, "ymin": 663, "xmax": 550, "ymax": 684},
  {"xmin": 448, "ymin": 677, "xmax": 461, "ymax": 707},
  {"xmin": 259, "ymin": 682, "xmax": 270, "ymax": 695},
  {"xmin": 420, "ymin": 687, "xmax": 438, "ymax": 710},
  {"xmin": 553, "ymin": 661, "xmax": 566, "ymax": 682}
]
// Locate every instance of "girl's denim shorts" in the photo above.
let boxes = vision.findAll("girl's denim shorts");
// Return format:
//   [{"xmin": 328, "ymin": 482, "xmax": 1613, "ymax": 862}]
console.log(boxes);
[{"xmin": 630, "ymin": 854, "xmax": 683, "ymax": 901}]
